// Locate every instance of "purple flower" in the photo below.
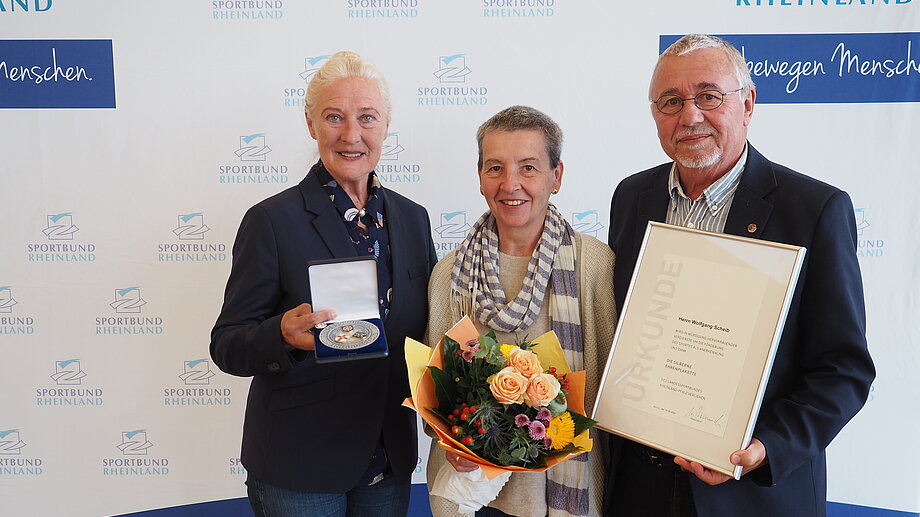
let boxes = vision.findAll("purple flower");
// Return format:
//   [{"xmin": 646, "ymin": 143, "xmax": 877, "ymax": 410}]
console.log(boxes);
[
  {"xmin": 544, "ymin": 436, "xmax": 553, "ymax": 449},
  {"xmin": 537, "ymin": 407, "xmax": 552, "ymax": 422},
  {"xmin": 514, "ymin": 414, "xmax": 530, "ymax": 427},
  {"xmin": 461, "ymin": 349, "xmax": 475, "ymax": 362},
  {"xmin": 528, "ymin": 420, "xmax": 546, "ymax": 440}
]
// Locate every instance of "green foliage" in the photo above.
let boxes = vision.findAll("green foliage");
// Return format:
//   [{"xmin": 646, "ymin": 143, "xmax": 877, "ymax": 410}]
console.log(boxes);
[
  {"xmin": 568, "ymin": 409, "xmax": 598, "ymax": 436},
  {"xmin": 427, "ymin": 365, "xmax": 455, "ymax": 414}
]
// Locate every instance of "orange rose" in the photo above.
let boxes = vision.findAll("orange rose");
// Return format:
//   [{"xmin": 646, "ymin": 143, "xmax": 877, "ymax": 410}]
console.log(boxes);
[
  {"xmin": 508, "ymin": 348, "xmax": 543, "ymax": 379},
  {"xmin": 488, "ymin": 367, "xmax": 529, "ymax": 404},
  {"xmin": 524, "ymin": 373, "xmax": 561, "ymax": 408}
]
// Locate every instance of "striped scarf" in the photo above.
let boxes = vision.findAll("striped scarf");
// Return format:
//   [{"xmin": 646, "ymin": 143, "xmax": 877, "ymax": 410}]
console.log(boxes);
[{"xmin": 450, "ymin": 204, "xmax": 592, "ymax": 517}]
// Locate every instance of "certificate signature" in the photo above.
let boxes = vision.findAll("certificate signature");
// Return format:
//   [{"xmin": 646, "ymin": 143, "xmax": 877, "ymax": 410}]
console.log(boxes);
[{"xmin": 685, "ymin": 405, "xmax": 725, "ymax": 428}]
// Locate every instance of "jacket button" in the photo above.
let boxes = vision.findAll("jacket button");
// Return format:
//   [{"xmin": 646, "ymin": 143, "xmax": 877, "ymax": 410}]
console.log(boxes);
[{"xmin": 267, "ymin": 362, "xmax": 281, "ymax": 372}]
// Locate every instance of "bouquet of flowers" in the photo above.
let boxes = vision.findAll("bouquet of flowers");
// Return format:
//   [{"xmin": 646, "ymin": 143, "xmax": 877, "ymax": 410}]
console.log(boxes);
[{"xmin": 403, "ymin": 316, "xmax": 596, "ymax": 511}]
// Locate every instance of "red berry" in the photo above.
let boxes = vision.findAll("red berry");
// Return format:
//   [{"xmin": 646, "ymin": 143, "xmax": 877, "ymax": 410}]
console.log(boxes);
[
  {"xmin": 460, "ymin": 413, "xmax": 468, "ymax": 421},
  {"xmin": 478, "ymin": 427, "xmax": 486, "ymax": 434},
  {"xmin": 451, "ymin": 425, "xmax": 461, "ymax": 435},
  {"xmin": 474, "ymin": 419, "xmax": 482, "ymax": 426},
  {"xmin": 453, "ymin": 409, "xmax": 461, "ymax": 416},
  {"xmin": 549, "ymin": 367, "xmax": 556, "ymax": 373},
  {"xmin": 461, "ymin": 403, "xmax": 468, "ymax": 407},
  {"xmin": 448, "ymin": 415, "xmax": 455, "ymax": 422},
  {"xmin": 461, "ymin": 436, "xmax": 473, "ymax": 445},
  {"xmin": 470, "ymin": 406, "xmax": 477, "ymax": 412}
]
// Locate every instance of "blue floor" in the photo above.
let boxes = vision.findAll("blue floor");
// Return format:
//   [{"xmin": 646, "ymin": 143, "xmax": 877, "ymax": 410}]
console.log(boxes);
[
  {"xmin": 118, "ymin": 484, "xmax": 434, "ymax": 517},
  {"xmin": 118, "ymin": 487, "xmax": 916, "ymax": 517}
]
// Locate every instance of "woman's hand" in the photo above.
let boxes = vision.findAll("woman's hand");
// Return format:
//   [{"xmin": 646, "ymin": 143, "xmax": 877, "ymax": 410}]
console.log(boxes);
[
  {"xmin": 445, "ymin": 451, "xmax": 480, "ymax": 473},
  {"xmin": 280, "ymin": 303, "xmax": 336, "ymax": 351}
]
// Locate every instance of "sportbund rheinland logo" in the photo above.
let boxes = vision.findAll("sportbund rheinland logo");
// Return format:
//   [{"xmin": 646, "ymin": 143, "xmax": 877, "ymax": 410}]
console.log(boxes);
[
  {"xmin": 117, "ymin": 430, "xmax": 153, "ymax": 455},
  {"xmin": 27, "ymin": 212, "xmax": 96, "ymax": 262},
  {"xmin": 102, "ymin": 430, "xmax": 169, "ymax": 476},
  {"xmin": 418, "ymin": 54, "xmax": 488, "ymax": 106},
  {"xmin": 211, "ymin": 0, "xmax": 283, "ymax": 20},
  {"xmin": 481, "ymin": 0, "xmax": 556, "ymax": 17},
  {"xmin": 37, "ymin": 359, "xmax": 104, "ymax": 407},
  {"xmin": 110, "ymin": 287, "xmax": 145, "ymax": 313},
  {"xmin": 377, "ymin": 131, "xmax": 422, "ymax": 184},
  {"xmin": 173, "ymin": 212, "xmax": 209, "ymax": 240},
  {"xmin": 569, "ymin": 210, "xmax": 606, "ymax": 238},
  {"xmin": 179, "ymin": 359, "xmax": 215, "ymax": 385},
  {"xmin": 0, "ymin": 286, "xmax": 34, "ymax": 335},
  {"xmin": 381, "ymin": 132, "xmax": 405, "ymax": 160},
  {"xmin": 0, "ymin": 429, "xmax": 26, "ymax": 455},
  {"xmin": 42, "ymin": 212, "xmax": 78, "ymax": 240},
  {"xmin": 218, "ymin": 133, "xmax": 289, "ymax": 184},
  {"xmin": 51, "ymin": 359, "xmax": 86, "ymax": 385},
  {"xmin": 157, "ymin": 212, "xmax": 227, "ymax": 263},
  {"xmin": 164, "ymin": 359, "xmax": 231, "ymax": 407},
  {"xmin": 283, "ymin": 54, "xmax": 331, "ymax": 108},
  {"xmin": 0, "ymin": 429, "xmax": 42, "ymax": 476},
  {"xmin": 345, "ymin": 0, "xmax": 419, "ymax": 19},
  {"xmin": 0, "ymin": 285, "xmax": 18, "ymax": 314},
  {"xmin": 95, "ymin": 287, "xmax": 164, "ymax": 335},
  {"xmin": 433, "ymin": 211, "xmax": 472, "ymax": 259},
  {"xmin": 855, "ymin": 207, "xmax": 885, "ymax": 259},
  {"xmin": 433, "ymin": 54, "xmax": 471, "ymax": 83}
]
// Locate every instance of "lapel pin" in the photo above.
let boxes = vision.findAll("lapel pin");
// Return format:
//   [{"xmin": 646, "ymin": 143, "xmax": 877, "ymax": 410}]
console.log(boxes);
[{"xmin": 747, "ymin": 223, "xmax": 757, "ymax": 233}]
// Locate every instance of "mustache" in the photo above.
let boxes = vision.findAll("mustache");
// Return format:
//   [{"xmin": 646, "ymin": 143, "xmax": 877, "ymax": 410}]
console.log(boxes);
[{"xmin": 674, "ymin": 127, "xmax": 715, "ymax": 141}]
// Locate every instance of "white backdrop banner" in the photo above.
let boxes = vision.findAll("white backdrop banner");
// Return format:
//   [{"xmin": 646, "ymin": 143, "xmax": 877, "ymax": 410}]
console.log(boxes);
[{"xmin": 1, "ymin": 1, "xmax": 918, "ymax": 516}]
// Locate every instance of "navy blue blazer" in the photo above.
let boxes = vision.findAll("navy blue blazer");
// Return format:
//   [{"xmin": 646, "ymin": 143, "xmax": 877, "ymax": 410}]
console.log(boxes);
[
  {"xmin": 210, "ymin": 165, "xmax": 437, "ymax": 493},
  {"xmin": 606, "ymin": 145, "xmax": 875, "ymax": 516}
]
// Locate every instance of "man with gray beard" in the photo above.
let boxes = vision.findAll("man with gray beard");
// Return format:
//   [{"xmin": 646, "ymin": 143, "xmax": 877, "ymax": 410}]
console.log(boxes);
[{"xmin": 603, "ymin": 34, "xmax": 874, "ymax": 517}]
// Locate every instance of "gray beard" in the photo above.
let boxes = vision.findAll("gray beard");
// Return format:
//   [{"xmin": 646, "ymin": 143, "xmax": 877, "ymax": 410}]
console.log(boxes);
[{"xmin": 676, "ymin": 149, "xmax": 721, "ymax": 169}]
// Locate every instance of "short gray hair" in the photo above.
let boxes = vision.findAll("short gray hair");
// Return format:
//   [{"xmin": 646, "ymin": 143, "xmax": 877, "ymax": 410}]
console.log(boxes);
[
  {"xmin": 654, "ymin": 34, "xmax": 755, "ymax": 95},
  {"xmin": 304, "ymin": 51, "xmax": 392, "ymax": 121},
  {"xmin": 476, "ymin": 105, "xmax": 563, "ymax": 170}
]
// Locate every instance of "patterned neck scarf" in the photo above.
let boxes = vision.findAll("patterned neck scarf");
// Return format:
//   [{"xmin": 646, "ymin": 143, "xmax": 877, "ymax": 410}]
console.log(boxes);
[
  {"xmin": 450, "ymin": 203, "xmax": 581, "ymax": 341},
  {"xmin": 315, "ymin": 161, "xmax": 391, "ymax": 319}
]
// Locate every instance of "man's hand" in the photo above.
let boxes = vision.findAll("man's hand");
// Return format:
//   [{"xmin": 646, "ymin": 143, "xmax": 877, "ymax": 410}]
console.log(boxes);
[
  {"xmin": 673, "ymin": 438, "xmax": 767, "ymax": 485},
  {"xmin": 280, "ymin": 303, "xmax": 336, "ymax": 351}
]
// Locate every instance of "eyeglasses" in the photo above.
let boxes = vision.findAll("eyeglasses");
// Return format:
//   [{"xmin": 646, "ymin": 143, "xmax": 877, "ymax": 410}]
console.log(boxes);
[{"xmin": 651, "ymin": 87, "xmax": 745, "ymax": 115}]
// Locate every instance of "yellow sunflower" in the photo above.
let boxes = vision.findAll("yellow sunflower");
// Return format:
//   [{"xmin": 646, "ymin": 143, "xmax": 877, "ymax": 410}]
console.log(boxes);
[{"xmin": 545, "ymin": 412, "xmax": 575, "ymax": 450}]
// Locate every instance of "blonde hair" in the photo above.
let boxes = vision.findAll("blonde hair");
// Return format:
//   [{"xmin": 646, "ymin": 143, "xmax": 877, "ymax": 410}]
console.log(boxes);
[{"xmin": 304, "ymin": 51, "xmax": 392, "ymax": 121}]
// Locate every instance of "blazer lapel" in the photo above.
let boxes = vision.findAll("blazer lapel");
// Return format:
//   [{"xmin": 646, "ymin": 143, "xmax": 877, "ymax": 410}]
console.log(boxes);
[
  {"xmin": 636, "ymin": 166, "xmax": 671, "ymax": 239},
  {"xmin": 381, "ymin": 188, "xmax": 405, "ymax": 325},
  {"xmin": 724, "ymin": 144, "xmax": 776, "ymax": 239},
  {"xmin": 299, "ymin": 171, "xmax": 357, "ymax": 258}
]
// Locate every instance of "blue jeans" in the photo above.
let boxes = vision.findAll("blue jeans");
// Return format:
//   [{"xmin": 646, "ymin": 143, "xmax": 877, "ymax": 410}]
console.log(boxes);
[{"xmin": 247, "ymin": 474, "xmax": 410, "ymax": 517}]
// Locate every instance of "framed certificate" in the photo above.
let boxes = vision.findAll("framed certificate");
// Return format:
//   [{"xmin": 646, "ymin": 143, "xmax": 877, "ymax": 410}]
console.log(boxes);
[
  {"xmin": 593, "ymin": 222, "xmax": 806, "ymax": 479},
  {"xmin": 308, "ymin": 256, "xmax": 388, "ymax": 363}
]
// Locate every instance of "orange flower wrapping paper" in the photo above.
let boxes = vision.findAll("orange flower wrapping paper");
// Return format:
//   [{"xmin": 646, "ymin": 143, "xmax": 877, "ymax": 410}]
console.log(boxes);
[{"xmin": 403, "ymin": 316, "xmax": 593, "ymax": 480}]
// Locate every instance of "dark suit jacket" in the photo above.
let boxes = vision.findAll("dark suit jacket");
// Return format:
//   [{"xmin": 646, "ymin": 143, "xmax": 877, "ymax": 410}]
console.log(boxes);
[
  {"xmin": 210, "ymin": 164, "xmax": 437, "ymax": 493},
  {"xmin": 606, "ymin": 145, "xmax": 874, "ymax": 516}
]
